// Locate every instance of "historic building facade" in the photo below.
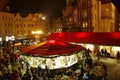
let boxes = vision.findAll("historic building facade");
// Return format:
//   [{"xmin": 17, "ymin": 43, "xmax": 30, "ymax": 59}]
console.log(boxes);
[
  {"xmin": 0, "ymin": 12, "xmax": 48, "ymax": 41},
  {"xmin": 62, "ymin": 0, "xmax": 117, "ymax": 32},
  {"xmin": 50, "ymin": 18, "xmax": 63, "ymax": 33},
  {"xmin": 100, "ymin": 2, "xmax": 117, "ymax": 32},
  {"xmin": 62, "ymin": 0, "xmax": 119, "ymax": 57}
]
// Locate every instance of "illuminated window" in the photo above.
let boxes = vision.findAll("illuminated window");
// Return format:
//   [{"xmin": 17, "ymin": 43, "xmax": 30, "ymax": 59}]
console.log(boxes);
[
  {"xmin": 82, "ymin": 22, "xmax": 88, "ymax": 28},
  {"xmin": 69, "ymin": 17, "xmax": 73, "ymax": 21},
  {"xmin": 119, "ymin": 27, "xmax": 120, "ymax": 31},
  {"xmin": 119, "ymin": 23, "xmax": 120, "ymax": 26}
]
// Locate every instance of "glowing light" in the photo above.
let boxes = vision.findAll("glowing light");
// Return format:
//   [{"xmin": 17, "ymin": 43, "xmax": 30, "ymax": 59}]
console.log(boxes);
[
  {"xmin": 57, "ymin": 32, "xmax": 64, "ymax": 37},
  {"xmin": 42, "ymin": 16, "xmax": 46, "ymax": 20},
  {"xmin": 75, "ymin": 33, "xmax": 89, "ymax": 38},
  {"xmin": 47, "ymin": 40, "xmax": 67, "ymax": 46},
  {"xmin": 31, "ymin": 30, "xmax": 43, "ymax": 34},
  {"xmin": 47, "ymin": 40, "xmax": 56, "ymax": 44},
  {"xmin": 112, "ymin": 33, "xmax": 120, "ymax": 39},
  {"xmin": 0, "ymin": 37, "xmax": 2, "ymax": 41},
  {"xmin": 112, "ymin": 46, "xmax": 120, "ymax": 52},
  {"xmin": 86, "ymin": 44, "xmax": 94, "ymax": 50}
]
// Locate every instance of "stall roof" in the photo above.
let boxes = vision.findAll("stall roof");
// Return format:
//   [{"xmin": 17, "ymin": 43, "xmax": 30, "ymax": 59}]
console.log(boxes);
[
  {"xmin": 47, "ymin": 32, "xmax": 120, "ymax": 46},
  {"xmin": 22, "ymin": 40, "xmax": 83, "ymax": 57}
]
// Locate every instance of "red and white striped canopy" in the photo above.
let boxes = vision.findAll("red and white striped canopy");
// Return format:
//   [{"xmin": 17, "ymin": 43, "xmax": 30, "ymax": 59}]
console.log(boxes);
[{"xmin": 22, "ymin": 40, "xmax": 83, "ymax": 57}]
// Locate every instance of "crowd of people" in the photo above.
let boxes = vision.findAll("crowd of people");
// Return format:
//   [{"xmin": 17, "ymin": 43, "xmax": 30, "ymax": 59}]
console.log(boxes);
[
  {"xmin": 116, "ymin": 51, "xmax": 120, "ymax": 61},
  {"xmin": 0, "ymin": 41, "xmax": 108, "ymax": 80}
]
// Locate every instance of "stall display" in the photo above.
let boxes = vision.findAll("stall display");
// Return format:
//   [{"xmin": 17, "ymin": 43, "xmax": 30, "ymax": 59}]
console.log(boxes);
[
  {"xmin": 20, "ymin": 51, "xmax": 84, "ymax": 69},
  {"xmin": 21, "ymin": 40, "xmax": 85, "ymax": 69}
]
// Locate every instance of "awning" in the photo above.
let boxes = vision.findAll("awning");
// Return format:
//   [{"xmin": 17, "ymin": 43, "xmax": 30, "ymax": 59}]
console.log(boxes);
[
  {"xmin": 47, "ymin": 32, "xmax": 120, "ymax": 46},
  {"xmin": 21, "ymin": 40, "xmax": 83, "ymax": 57}
]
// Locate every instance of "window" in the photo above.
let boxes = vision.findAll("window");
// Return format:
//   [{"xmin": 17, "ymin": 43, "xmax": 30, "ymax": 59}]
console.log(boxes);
[
  {"xmin": 69, "ymin": 17, "xmax": 73, "ymax": 22},
  {"xmin": 88, "ymin": 0, "xmax": 91, "ymax": 7},
  {"xmin": 24, "ymin": 24, "xmax": 26, "ymax": 27},
  {"xmin": 24, "ymin": 30, "xmax": 26, "ymax": 33},
  {"xmin": 119, "ymin": 27, "xmax": 120, "ymax": 31},
  {"xmin": 11, "ymin": 30, "xmax": 13, "ymax": 34},
  {"xmin": 82, "ymin": 21, "xmax": 88, "ymax": 28},
  {"xmin": 82, "ymin": 0, "xmax": 87, "ymax": 8},
  {"xmin": 8, "ymin": 30, "xmax": 10, "ymax": 33},
  {"xmin": 17, "ymin": 31, "xmax": 19, "ymax": 33},
  {"xmin": 16, "ymin": 24, "xmax": 19, "ymax": 27},
  {"xmin": 5, "ymin": 30, "xmax": 7, "ymax": 34},
  {"xmin": 2, "ymin": 17, "xmax": 4, "ymax": 20},
  {"xmin": 81, "ymin": 9, "xmax": 87, "ymax": 19}
]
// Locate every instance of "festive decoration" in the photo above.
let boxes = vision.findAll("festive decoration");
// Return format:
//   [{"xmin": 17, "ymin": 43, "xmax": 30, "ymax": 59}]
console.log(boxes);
[{"xmin": 21, "ymin": 40, "xmax": 84, "ymax": 69}]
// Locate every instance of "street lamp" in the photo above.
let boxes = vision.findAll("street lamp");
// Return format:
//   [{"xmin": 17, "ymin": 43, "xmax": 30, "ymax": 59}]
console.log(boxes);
[{"xmin": 42, "ymin": 16, "xmax": 46, "ymax": 20}]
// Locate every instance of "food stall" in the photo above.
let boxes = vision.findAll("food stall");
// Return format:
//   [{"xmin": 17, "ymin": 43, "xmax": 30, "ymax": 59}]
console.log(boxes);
[{"xmin": 20, "ymin": 40, "xmax": 87, "ymax": 70}]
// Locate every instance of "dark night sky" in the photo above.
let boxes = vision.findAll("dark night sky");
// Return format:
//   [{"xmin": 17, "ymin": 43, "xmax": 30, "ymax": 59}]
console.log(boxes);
[
  {"xmin": 111, "ymin": 0, "xmax": 120, "ymax": 11},
  {"xmin": 7, "ymin": 0, "xmax": 66, "ymax": 18},
  {"xmin": 7, "ymin": 0, "xmax": 120, "ymax": 18}
]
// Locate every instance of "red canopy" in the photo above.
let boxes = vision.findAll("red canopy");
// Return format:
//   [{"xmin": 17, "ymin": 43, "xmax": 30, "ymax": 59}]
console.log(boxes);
[
  {"xmin": 47, "ymin": 32, "xmax": 120, "ymax": 46},
  {"xmin": 22, "ymin": 40, "xmax": 83, "ymax": 57}
]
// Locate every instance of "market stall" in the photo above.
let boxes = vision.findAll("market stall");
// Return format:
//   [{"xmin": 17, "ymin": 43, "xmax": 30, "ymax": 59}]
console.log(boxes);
[
  {"xmin": 20, "ymin": 40, "xmax": 86, "ymax": 69},
  {"xmin": 47, "ymin": 32, "xmax": 120, "ymax": 57}
]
